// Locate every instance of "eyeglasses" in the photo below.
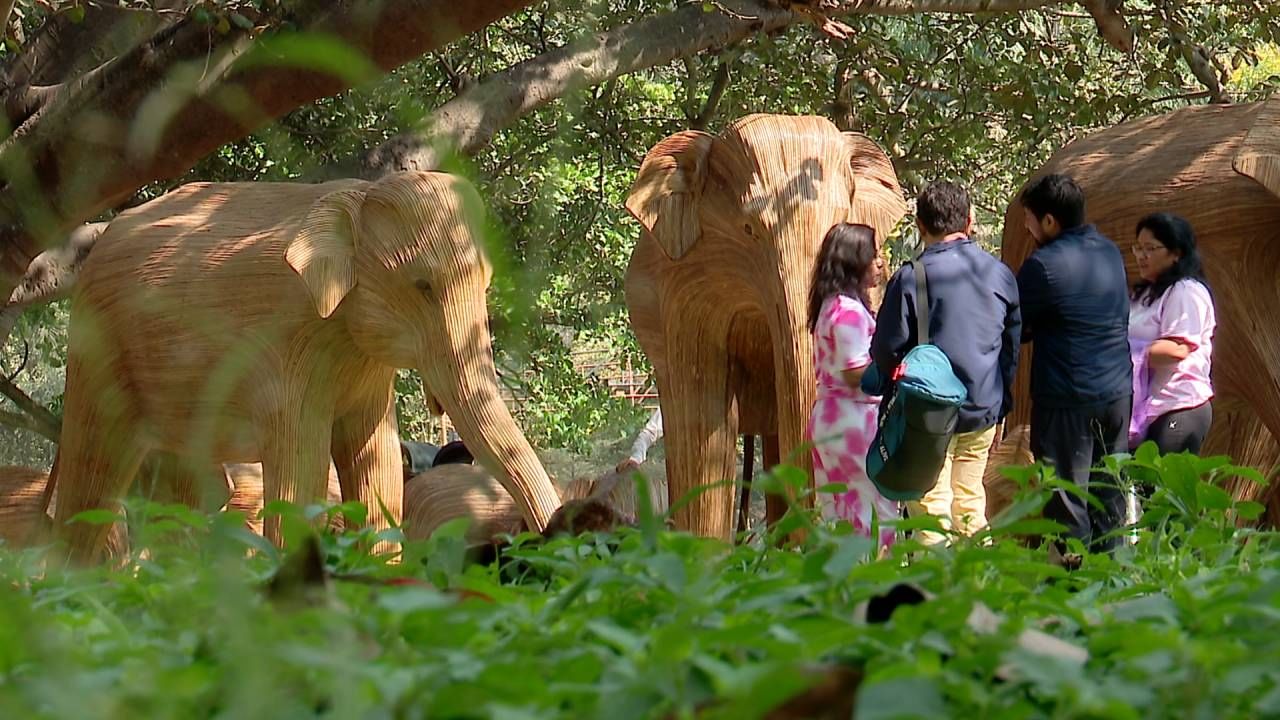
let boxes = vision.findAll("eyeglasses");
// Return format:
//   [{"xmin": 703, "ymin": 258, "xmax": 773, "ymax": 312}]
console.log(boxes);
[{"xmin": 1132, "ymin": 244, "xmax": 1167, "ymax": 257}]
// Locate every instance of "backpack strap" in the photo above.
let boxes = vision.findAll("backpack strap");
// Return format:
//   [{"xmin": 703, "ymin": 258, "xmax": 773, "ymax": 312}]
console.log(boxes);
[{"xmin": 908, "ymin": 258, "xmax": 930, "ymax": 345}]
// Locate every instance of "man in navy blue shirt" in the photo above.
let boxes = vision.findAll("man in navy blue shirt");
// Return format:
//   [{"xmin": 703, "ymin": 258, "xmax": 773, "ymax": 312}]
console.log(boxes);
[
  {"xmin": 872, "ymin": 181, "xmax": 1022, "ymax": 544},
  {"xmin": 1016, "ymin": 173, "xmax": 1132, "ymax": 554}
]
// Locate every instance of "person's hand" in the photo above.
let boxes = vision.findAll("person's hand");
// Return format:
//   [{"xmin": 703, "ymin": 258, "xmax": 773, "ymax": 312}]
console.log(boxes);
[
  {"xmin": 990, "ymin": 422, "xmax": 1005, "ymax": 453},
  {"xmin": 615, "ymin": 458, "xmax": 640, "ymax": 474}
]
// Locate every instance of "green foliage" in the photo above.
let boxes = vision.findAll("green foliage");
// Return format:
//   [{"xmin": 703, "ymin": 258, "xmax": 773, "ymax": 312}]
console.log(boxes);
[
  {"xmin": 502, "ymin": 334, "xmax": 643, "ymax": 451},
  {"xmin": 1233, "ymin": 43, "xmax": 1280, "ymax": 93},
  {"xmin": 1, "ymin": 454, "xmax": 1278, "ymax": 717},
  {"xmin": 0, "ymin": 302, "xmax": 68, "ymax": 467}
]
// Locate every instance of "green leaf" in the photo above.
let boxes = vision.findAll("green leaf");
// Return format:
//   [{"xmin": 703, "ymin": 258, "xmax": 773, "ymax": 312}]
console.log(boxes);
[
  {"xmin": 646, "ymin": 552, "xmax": 686, "ymax": 590},
  {"xmin": 378, "ymin": 587, "xmax": 453, "ymax": 614},
  {"xmin": 237, "ymin": 34, "xmax": 382, "ymax": 87},
  {"xmin": 856, "ymin": 677, "xmax": 947, "ymax": 720},
  {"xmin": 376, "ymin": 527, "xmax": 407, "ymax": 545},
  {"xmin": 823, "ymin": 535, "xmax": 872, "ymax": 580},
  {"xmin": 1235, "ymin": 501, "xmax": 1265, "ymax": 521},
  {"xmin": 585, "ymin": 620, "xmax": 644, "ymax": 654},
  {"xmin": 982, "ymin": 518, "xmax": 1067, "ymax": 539},
  {"xmin": 68, "ymin": 509, "xmax": 122, "ymax": 526},
  {"xmin": 1196, "ymin": 482, "xmax": 1232, "ymax": 511}
]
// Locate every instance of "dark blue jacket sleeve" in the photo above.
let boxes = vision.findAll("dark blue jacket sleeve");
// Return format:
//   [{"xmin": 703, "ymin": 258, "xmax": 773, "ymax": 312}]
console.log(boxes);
[
  {"xmin": 871, "ymin": 267, "xmax": 912, "ymax": 377},
  {"xmin": 998, "ymin": 267, "xmax": 1022, "ymax": 419},
  {"xmin": 1015, "ymin": 255, "xmax": 1048, "ymax": 345}
]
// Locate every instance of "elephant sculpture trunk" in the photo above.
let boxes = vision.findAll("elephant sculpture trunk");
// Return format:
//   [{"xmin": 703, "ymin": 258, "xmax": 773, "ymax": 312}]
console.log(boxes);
[{"xmin": 424, "ymin": 357, "xmax": 560, "ymax": 533}]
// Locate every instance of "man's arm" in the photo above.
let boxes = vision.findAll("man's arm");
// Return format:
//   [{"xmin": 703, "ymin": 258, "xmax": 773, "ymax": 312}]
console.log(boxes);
[
  {"xmin": 1015, "ymin": 255, "xmax": 1049, "ymax": 345},
  {"xmin": 870, "ymin": 268, "xmax": 912, "ymax": 375},
  {"xmin": 998, "ymin": 269, "xmax": 1023, "ymax": 419},
  {"xmin": 626, "ymin": 407, "xmax": 664, "ymax": 465}
]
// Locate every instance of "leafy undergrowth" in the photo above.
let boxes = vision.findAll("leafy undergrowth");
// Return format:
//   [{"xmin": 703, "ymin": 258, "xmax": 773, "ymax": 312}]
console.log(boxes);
[{"xmin": 1, "ymin": 449, "xmax": 1278, "ymax": 719}]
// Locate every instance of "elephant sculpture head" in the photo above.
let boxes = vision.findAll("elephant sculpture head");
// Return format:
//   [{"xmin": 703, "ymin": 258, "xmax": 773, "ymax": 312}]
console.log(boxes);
[
  {"xmin": 624, "ymin": 114, "xmax": 907, "ymax": 538},
  {"xmin": 280, "ymin": 171, "xmax": 563, "ymax": 530},
  {"xmin": 1000, "ymin": 97, "xmax": 1280, "ymax": 523}
]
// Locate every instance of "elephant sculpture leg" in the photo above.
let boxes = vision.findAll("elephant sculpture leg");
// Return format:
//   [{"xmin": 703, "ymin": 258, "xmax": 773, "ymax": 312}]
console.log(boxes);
[
  {"xmin": 658, "ymin": 311, "xmax": 740, "ymax": 539},
  {"xmin": 331, "ymin": 377, "xmax": 404, "ymax": 544},
  {"xmin": 53, "ymin": 356, "xmax": 148, "ymax": 564},
  {"xmin": 256, "ymin": 376, "xmax": 344, "ymax": 546},
  {"xmin": 762, "ymin": 435, "xmax": 788, "ymax": 525}
]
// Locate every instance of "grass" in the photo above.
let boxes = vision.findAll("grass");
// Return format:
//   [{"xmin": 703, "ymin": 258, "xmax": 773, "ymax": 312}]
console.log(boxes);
[{"xmin": 0, "ymin": 447, "xmax": 1276, "ymax": 719}]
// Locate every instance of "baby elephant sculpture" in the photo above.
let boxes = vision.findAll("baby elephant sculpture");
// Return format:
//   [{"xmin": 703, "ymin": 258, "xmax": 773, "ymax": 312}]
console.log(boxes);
[
  {"xmin": 54, "ymin": 171, "xmax": 562, "ymax": 562},
  {"xmin": 624, "ymin": 114, "xmax": 907, "ymax": 538},
  {"xmin": 225, "ymin": 463, "xmax": 345, "ymax": 535},
  {"xmin": 1001, "ymin": 97, "xmax": 1280, "ymax": 520},
  {"xmin": 402, "ymin": 464, "xmax": 525, "ymax": 545},
  {"xmin": 0, "ymin": 465, "xmax": 55, "ymax": 547}
]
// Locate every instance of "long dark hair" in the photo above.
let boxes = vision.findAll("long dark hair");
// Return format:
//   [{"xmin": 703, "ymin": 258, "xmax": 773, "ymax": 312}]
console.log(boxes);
[
  {"xmin": 807, "ymin": 223, "xmax": 878, "ymax": 333},
  {"xmin": 1132, "ymin": 212, "xmax": 1209, "ymax": 306}
]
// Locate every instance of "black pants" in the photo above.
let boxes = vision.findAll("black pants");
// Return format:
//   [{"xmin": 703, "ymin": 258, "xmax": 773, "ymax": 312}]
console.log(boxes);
[
  {"xmin": 1030, "ymin": 395, "xmax": 1131, "ymax": 553},
  {"xmin": 1145, "ymin": 401, "xmax": 1213, "ymax": 455},
  {"xmin": 1132, "ymin": 401, "xmax": 1214, "ymax": 502}
]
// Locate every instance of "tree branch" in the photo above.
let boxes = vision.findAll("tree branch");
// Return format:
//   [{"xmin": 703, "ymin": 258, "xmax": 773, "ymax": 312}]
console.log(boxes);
[
  {"xmin": 1079, "ymin": 0, "xmax": 1133, "ymax": 53},
  {"xmin": 362, "ymin": 2, "xmax": 792, "ymax": 175},
  {"xmin": 788, "ymin": 0, "xmax": 1071, "ymax": 16},
  {"xmin": 680, "ymin": 55, "xmax": 702, "ymax": 123},
  {"xmin": 0, "ymin": 220, "xmax": 106, "ymax": 349},
  {"xmin": 690, "ymin": 53, "xmax": 736, "ymax": 131},
  {"xmin": 363, "ymin": 0, "xmax": 1107, "ymax": 175},
  {"xmin": 1157, "ymin": 4, "xmax": 1229, "ymax": 104},
  {"xmin": 827, "ymin": 57, "xmax": 857, "ymax": 131},
  {"xmin": 0, "ymin": 407, "xmax": 58, "ymax": 441},
  {"xmin": 0, "ymin": 0, "xmax": 539, "ymax": 293},
  {"xmin": 0, "ymin": 372, "xmax": 60, "ymax": 441}
]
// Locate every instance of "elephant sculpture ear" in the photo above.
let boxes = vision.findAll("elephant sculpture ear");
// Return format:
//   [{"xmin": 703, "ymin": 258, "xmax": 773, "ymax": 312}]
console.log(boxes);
[
  {"xmin": 1234, "ymin": 96, "xmax": 1280, "ymax": 200},
  {"xmin": 286, "ymin": 189, "xmax": 366, "ymax": 319},
  {"xmin": 843, "ymin": 132, "xmax": 908, "ymax": 242},
  {"xmin": 625, "ymin": 130, "xmax": 714, "ymax": 261}
]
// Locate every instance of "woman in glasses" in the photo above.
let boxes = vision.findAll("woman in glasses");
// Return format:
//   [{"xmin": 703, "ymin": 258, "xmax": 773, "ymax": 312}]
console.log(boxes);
[{"xmin": 1128, "ymin": 212, "xmax": 1216, "ymax": 457}]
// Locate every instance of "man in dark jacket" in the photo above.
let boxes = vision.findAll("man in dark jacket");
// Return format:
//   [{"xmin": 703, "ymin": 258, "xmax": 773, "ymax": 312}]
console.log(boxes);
[
  {"xmin": 872, "ymin": 181, "xmax": 1022, "ymax": 544},
  {"xmin": 1016, "ymin": 173, "xmax": 1132, "ymax": 553}
]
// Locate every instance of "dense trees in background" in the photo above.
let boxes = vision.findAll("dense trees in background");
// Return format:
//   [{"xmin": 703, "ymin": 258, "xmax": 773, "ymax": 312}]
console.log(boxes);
[{"xmin": 0, "ymin": 0, "xmax": 1276, "ymax": 461}]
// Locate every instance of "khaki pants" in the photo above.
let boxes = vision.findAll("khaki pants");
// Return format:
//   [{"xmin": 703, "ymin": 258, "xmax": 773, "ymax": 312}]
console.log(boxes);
[{"xmin": 908, "ymin": 425, "xmax": 997, "ymax": 545}]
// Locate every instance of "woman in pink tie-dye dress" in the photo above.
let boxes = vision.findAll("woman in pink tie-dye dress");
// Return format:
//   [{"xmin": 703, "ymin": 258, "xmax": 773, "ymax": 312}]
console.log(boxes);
[{"xmin": 806, "ymin": 223, "xmax": 897, "ymax": 547}]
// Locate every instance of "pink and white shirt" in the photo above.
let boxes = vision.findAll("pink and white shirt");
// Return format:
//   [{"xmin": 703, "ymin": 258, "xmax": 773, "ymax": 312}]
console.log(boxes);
[
  {"xmin": 813, "ymin": 295, "xmax": 878, "ymax": 404},
  {"xmin": 1129, "ymin": 279, "xmax": 1215, "ymax": 441}
]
